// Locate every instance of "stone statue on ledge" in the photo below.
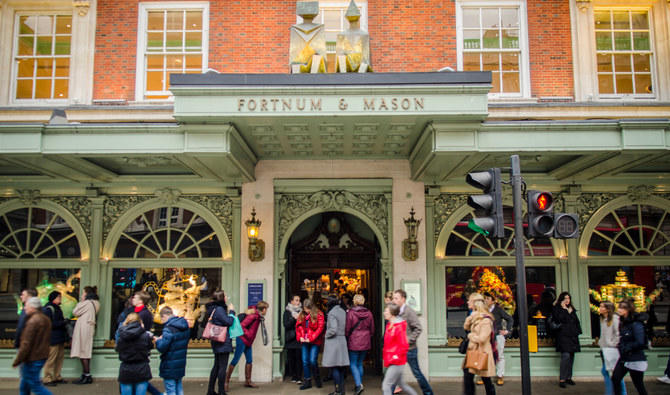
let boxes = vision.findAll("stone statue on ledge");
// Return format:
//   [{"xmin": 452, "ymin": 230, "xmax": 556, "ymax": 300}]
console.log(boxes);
[
  {"xmin": 336, "ymin": 0, "xmax": 372, "ymax": 73},
  {"xmin": 290, "ymin": 1, "xmax": 326, "ymax": 73}
]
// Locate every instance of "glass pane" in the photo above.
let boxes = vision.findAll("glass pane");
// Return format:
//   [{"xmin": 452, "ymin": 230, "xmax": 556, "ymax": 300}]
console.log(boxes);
[
  {"xmin": 55, "ymin": 15, "xmax": 72, "ymax": 34},
  {"xmin": 146, "ymin": 55, "xmax": 163, "ymax": 69},
  {"xmin": 616, "ymin": 74, "xmax": 633, "ymax": 93},
  {"xmin": 54, "ymin": 78, "xmax": 68, "ymax": 98},
  {"xmin": 595, "ymin": 32, "xmax": 611, "ymax": 51},
  {"xmin": 166, "ymin": 55, "xmax": 182, "ymax": 69},
  {"xmin": 16, "ymin": 79, "xmax": 33, "ymax": 99},
  {"xmin": 185, "ymin": 32, "xmax": 202, "ymax": 49},
  {"xmin": 185, "ymin": 54, "xmax": 202, "ymax": 69},
  {"xmin": 166, "ymin": 11, "xmax": 183, "ymax": 30},
  {"xmin": 614, "ymin": 54, "xmax": 631, "ymax": 72},
  {"xmin": 36, "ymin": 58, "xmax": 53, "ymax": 77},
  {"xmin": 147, "ymin": 11, "xmax": 164, "ymax": 30},
  {"xmin": 35, "ymin": 79, "xmax": 51, "ymax": 99},
  {"xmin": 35, "ymin": 16, "xmax": 53, "ymax": 35},
  {"xmin": 463, "ymin": 29, "xmax": 480, "ymax": 49},
  {"xmin": 36, "ymin": 36, "xmax": 53, "ymax": 55},
  {"xmin": 501, "ymin": 53, "xmax": 518, "ymax": 71},
  {"xmin": 633, "ymin": 32, "xmax": 650, "ymax": 51},
  {"xmin": 147, "ymin": 32, "xmax": 163, "ymax": 50},
  {"xmin": 462, "ymin": 8, "xmax": 480, "ymax": 29},
  {"xmin": 612, "ymin": 11, "xmax": 630, "ymax": 30},
  {"xmin": 462, "ymin": 53, "xmax": 480, "ymax": 71},
  {"xmin": 501, "ymin": 29, "xmax": 518, "ymax": 49},
  {"xmin": 166, "ymin": 31, "xmax": 183, "ymax": 49},
  {"xmin": 481, "ymin": 8, "xmax": 499, "ymax": 30},
  {"xmin": 17, "ymin": 59, "xmax": 34, "ymax": 77},
  {"xmin": 491, "ymin": 71, "xmax": 500, "ymax": 93},
  {"xmin": 597, "ymin": 54, "xmax": 612, "ymax": 72},
  {"xmin": 54, "ymin": 36, "xmax": 70, "ymax": 55},
  {"xmin": 598, "ymin": 74, "xmax": 614, "ymax": 94},
  {"xmin": 633, "ymin": 54, "xmax": 651, "ymax": 73},
  {"xmin": 19, "ymin": 16, "xmax": 35, "ymax": 34},
  {"xmin": 54, "ymin": 58, "xmax": 69, "ymax": 77},
  {"xmin": 185, "ymin": 11, "xmax": 202, "ymax": 30},
  {"xmin": 594, "ymin": 11, "xmax": 611, "ymax": 29},
  {"xmin": 482, "ymin": 53, "xmax": 499, "ymax": 71},
  {"xmin": 146, "ymin": 71, "xmax": 164, "ymax": 91},
  {"xmin": 502, "ymin": 72, "xmax": 519, "ymax": 93},
  {"xmin": 483, "ymin": 29, "xmax": 500, "ymax": 49},
  {"xmin": 631, "ymin": 11, "xmax": 648, "ymax": 30},
  {"xmin": 635, "ymin": 74, "xmax": 652, "ymax": 94},
  {"xmin": 501, "ymin": 8, "xmax": 518, "ymax": 28},
  {"xmin": 323, "ymin": 10, "xmax": 341, "ymax": 31},
  {"xmin": 614, "ymin": 32, "xmax": 631, "ymax": 51},
  {"xmin": 18, "ymin": 36, "xmax": 34, "ymax": 56}
]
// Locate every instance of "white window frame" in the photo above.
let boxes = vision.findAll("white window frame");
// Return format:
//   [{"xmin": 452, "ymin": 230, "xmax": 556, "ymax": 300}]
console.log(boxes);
[
  {"xmin": 135, "ymin": 2, "xmax": 209, "ymax": 102},
  {"xmin": 455, "ymin": 0, "xmax": 531, "ymax": 99}
]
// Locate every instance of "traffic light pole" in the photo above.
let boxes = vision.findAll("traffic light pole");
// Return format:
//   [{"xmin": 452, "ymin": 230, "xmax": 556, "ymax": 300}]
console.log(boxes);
[{"xmin": 511, "ymin": 155, "xmax": 532, "ymax": 395}]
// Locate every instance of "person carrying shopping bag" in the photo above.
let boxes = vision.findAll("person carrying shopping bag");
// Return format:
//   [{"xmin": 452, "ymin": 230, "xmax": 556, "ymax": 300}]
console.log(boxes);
[{"xmin": 462, "ymin": 293, "xmax": 496, "ymax": 395}]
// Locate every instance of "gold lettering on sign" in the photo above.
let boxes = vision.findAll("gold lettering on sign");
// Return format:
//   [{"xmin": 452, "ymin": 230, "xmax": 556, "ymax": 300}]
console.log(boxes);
[
  {"xmin": 363, "ymin": 98, "xmax": 375, "ymax": 111},
  {"xmin": 282, "ymin": 99, "xmax": 292, "ymax": 111},
  {"xmin": 310, "ymin": 98, "xmax": 322, "ymax": 111},
  {"xmin": 235, "ymin": 97, "xmax": 425, "ymax": 112},
  {"xmin": 296, "ymin": 99, "xmax": 306, "ymax": 111}
]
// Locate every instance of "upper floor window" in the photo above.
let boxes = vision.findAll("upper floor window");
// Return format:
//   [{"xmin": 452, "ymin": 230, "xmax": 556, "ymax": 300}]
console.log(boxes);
[
  {"xmin": 136, "ymin": 2, "xmax": 209, "ymax": 101},
  {"xmin": 594, "ymin": 9, "xmax": 654, "ymax": 97},
  {"xmin": 13, "ymin": 14, "xmax": 72, "ymax": 101},
  {"xmin": 457, "ymin": 1, "xmax": 529, "ymax": 98}
]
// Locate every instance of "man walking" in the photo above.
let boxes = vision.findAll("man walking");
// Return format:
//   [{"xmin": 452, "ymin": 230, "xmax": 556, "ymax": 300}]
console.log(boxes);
[
  {"xmin": 13, "ymin": 297, "xmax": 52, "ymax": 395},
  {"xmin": 393, "ymin": 289, "xmax": 433, "ymax": 395},
  {"xmin": 15, "ymin": 288, "xmax": 38, "ymax": 349},
  {"xmin": 484, "ymin": 292, "xmax": 513, "ymax": 386}
]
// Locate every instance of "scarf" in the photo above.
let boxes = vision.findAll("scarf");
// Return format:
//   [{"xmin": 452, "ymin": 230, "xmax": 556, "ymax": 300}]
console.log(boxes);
[
  {"xmin": 259, "ymin": 315, "xmax": 268, "ymax": 346},
  {"xmin": 134, "ymin": 305, "xmax": 144, "ymax": 313},
  {"xmin": 286, "ymin": 302, "xmax": 302, "ymax": 319}
]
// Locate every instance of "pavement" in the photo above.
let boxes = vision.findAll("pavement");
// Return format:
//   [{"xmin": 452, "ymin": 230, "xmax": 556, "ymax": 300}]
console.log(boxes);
[{"xmin": 1, "ymin": 376, "xmax": 669, "ymax": 395}]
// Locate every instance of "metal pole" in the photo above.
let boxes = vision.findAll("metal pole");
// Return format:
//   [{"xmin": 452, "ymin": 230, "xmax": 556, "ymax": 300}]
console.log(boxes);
[{"xmin": 511, "ymin": 154, "xmax": 531, "ymax": 395}]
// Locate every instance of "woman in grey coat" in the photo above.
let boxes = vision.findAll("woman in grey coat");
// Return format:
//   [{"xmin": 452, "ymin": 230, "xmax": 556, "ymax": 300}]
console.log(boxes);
[{"xmin": 322, "ymin": 295, "xmax": 350, "ymax": 395}]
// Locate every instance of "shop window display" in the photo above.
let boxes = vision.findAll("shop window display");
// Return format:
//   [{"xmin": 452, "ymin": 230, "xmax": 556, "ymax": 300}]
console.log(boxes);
[{"xmin": 445, "ymin": 266, "xmax": 556, "ymax": 339}]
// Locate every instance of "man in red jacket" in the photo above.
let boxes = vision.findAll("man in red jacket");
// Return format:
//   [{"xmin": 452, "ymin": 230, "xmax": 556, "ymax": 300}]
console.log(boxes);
[{"xmin": 225, "ymin": 301, "xmax": 269, "ymax": 390}]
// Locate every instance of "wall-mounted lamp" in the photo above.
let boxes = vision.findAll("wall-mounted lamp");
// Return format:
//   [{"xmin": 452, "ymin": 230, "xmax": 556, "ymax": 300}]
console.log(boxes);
[
  {"xmin": 245, "ymin": 208, "xmax": 265, "ymax": 261},
  {"xmin": 402, "ymin": 207, "xmax": 421, "ymax": 261}
]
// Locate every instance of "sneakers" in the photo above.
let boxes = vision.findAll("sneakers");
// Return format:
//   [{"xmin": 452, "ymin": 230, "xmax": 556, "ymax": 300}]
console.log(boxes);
[
  {"xmin": 657, "ymin": 375, "xmax": 670, "ymax": 384},
  {"xmin": 354, "ymin": 384, "xmax": 364, "ymax": 395},
  {"xmin": 496, "ymin": 377, "xmax": 504, "ymax": 386},
  {"xmin": 393, "ymin": 386, "xmax": 402, "ymax": 394}
]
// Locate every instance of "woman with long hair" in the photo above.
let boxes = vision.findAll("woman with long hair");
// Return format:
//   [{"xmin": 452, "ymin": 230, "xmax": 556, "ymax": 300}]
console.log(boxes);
[
  {"xmin": 462, "ymin": 293, "xmax": 496, "ymax": 395},
  {"xmin": 284, "ymin": 294, "xmax": 303, "ymax": 384},
  {"xmin": 296, "ymin": 298, "xmax": 325, "ymax": 390},
  {"xmin": 71, "ymin": 286, "xmax": 100, "ymax": 385},
  {"xmin": 322, "ymin": 294, "xmax": 349, "ymax": 395},
  {"xmin": 205, "ymin": 289, "xmax": 235, "ymax": 395},
  {"xmin": 612, "ymin": 300, "xmax": 648, "ymax": 395},
  {"xmin": 346, "ymin": 294, "xmax": 374, "ymax": 395},
  {"xmin": 599, "ymin": 301, "xmax": 626, "ymax": 395},
  {"xmin": 115, "ymin": 313, "xmax": 153, "ymax": 395},
  {"xmin": 551, "ymin": 291, "xmax": 582, "ymax": 388}
]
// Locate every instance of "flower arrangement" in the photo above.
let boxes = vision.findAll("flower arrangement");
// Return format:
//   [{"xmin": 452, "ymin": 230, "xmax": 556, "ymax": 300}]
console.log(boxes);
[{"xmin": 474, "ymin": 266, "xmax": 516, "ymax": 314}]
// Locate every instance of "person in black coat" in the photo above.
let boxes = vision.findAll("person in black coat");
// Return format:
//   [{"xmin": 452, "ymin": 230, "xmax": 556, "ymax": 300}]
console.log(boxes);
[
  {"xmin": 131, "ymin": 291, "xmax": 154, "ymax": 332},
  {"xmin": 612, "ymin": 300, "xmax": 649, "ymax": 395},
  {"xmin": 284, "ymin": 294, "xmax": 303, "ymax": 383},
  {"xmin": 205, "ymin": 289, "xmax": 235, "ymax": 395},
  {"xmin": 42, "ymin": 291, "xmax": 68, "ymax": 386},
  {"xmin": 155, "ymin": 307, "xmax": 190, "ymax": 395},
  {"xmin": 116, "ymin": 313, "xmax": 154, "ymax": 395},
  {"xmin": 551, "ymin": 291, "xmax": 582, "ymax": 388}
]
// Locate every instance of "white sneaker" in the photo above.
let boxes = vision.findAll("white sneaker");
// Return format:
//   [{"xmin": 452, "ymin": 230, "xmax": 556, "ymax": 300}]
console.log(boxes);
[{"xmin": 657, "ymin": 375, "xmax": 670, "ymax": 384}]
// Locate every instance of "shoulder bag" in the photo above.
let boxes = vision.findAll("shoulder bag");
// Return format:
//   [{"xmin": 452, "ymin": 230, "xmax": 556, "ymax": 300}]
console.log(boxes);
[
  {"xmin": 203, "ymin": 310, "xmax": 229, "ymax": 343},
  {"xmin": 464, "ymin": 344, "xmax": 488, "ymax": 370},
  {"xmin": 458, "ymin": 337, "xmax": 470, "ymax": 354},
  {"xmin": 228, "ymin": 314, "xmax": 244, "ymax": 338}
]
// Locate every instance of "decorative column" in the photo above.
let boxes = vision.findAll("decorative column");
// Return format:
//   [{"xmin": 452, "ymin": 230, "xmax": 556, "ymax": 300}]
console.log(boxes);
[
  {"xmin": 88, "ymin": 195, "xmax": 108, "ymax": 346},
  {"xmin": 425, "ymin": 190, "xmax": 446, "ymax": 346}
]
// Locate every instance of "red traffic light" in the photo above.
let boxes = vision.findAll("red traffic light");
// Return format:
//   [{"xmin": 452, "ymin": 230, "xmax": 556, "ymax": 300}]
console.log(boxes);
[{"xmin": 536, "ymin": 192, "xmax": 552, "ymax": 211}]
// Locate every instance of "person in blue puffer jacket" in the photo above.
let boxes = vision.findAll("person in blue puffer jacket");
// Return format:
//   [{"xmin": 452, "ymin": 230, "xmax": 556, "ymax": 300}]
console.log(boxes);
[
  {"xmin": 205, "ymin": 289, "xmax": 235, "ymax": 395},
  {"xmin": 155, "ymin": 306, "xmax": 190, "ymax": 395}
]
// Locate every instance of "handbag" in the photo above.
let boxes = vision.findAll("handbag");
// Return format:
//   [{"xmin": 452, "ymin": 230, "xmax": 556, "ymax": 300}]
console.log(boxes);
[
  {"xmin": 66, "ymin": 319, "xmax": 76, "ymax": 339},
  {"xmin": 202, "ymin": 311, "xmax": 228, "ymax": 343},
  {"xmin": 458, "ymin": 338, "xmax": 470, "ymax": 354},
  {"xmin": 464, "ymin": 346, "xmax": 488, "ymax": 371},
  {"xmin": 228, "ymin": 314, "xmax": 244, "ymax": 338}
]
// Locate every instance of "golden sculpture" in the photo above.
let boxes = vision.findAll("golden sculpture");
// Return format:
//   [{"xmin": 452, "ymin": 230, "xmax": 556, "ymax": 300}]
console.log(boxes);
[
  {"xmin": 336, "ymin": 1, "xmax": 372, "ymax": 73},
  {"xmin": 143, "ymin": 271, "xmax": 207, "ymax": 326},
  {"xmin": 290, "ymin": 1, "xmax": 327, "ymax": 73}
]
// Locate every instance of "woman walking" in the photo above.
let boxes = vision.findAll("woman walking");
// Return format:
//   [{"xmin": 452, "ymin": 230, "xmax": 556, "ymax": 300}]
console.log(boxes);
[
  {"xmin": 346, "ymin": 294, "xmax": 374, "ymax": 395},
  {"xmin": 296, "ymin": 298, "xmax": 325, "ymax": 390},
  {"xmin": 71, "ymin": 286, "xmax": 100, "ymax": 385},
  {"xmin": 115, "ymin": 313, "xmax": 153, "ymax": 395},
  {"xmin": 612, "ymin": 300, "xmax": 649, "ymax": 395},
  {"xmin": 381, "ymin": 303, "xmax": 417, "ymax": 395},
  {"xmin": 284, "ymin": 294, "xmax": 303, "ymax": 383},
  {"xmin": 205, "ymin": 289, "xmax": 236, "ymax": 395},
  {"xmin": 551, "ymin": 291, "xmax": 582, "ymax": 388},
  {"xmin": 322, "ymin": 295, "xmax": 350, "ymax": 395},
  {"xmin": 225, "ymin": 300, "xmax": 269, "ymax": 389},
  {"xmin": 599, "ymin": 301, "xmax": 626, "ymax": 395},
  {"xmin": 462, "ymin": 293, "xmax": 496, "ymax": 395}
]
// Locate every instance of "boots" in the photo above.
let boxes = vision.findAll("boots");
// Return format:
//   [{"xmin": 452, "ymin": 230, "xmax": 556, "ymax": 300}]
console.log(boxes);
[
  {"xmin": 224, "ymin": 364, "xmax": 234, "ymax": 392},
  {"xmin": 299, "ymin": 378, "xmax": 312, "ymax": 390},
  {"xmin": 313, "ymin": 366, "xmax": 322, "ymax": 388},
  {"xmin": 244, "ymin": 364, "xmax": 259, "ymax": 388}
]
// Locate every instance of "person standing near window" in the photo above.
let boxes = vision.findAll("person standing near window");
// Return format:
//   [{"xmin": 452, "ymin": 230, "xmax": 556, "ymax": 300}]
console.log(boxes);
[
  {"xmin": 115, "ymin": 313, "xmax": 154, "ymax": 395},
  {"xmin": 205, "ymin": 289, "xmax": 235, "ymax": 395},
  {"xmin": 284, "ymin": 294, "xmax": 303, "ymax": 384},
  {"xmin": 551, "ymin": 291, "xmax": 581, "ymax": 388},
  {"xmin": 155, "ymin": 307, "xmax": 190, "ymax": 395},
  {"xmin": 296, "ymin": 298, "xmax": 325, "ymax": 390},
  {"xmin": 483, "ymin": 292, "xmax": 513, "ymax": 386},
  {"xmin": 42, "ymin": 291, "xmax": 68, "ymax": 386},
  {"xmin": 346, "ymin": 294, "xmax": 374, "ymax": 395},
  {"xmin": 71, "ymin": 286, "xmax": 100, "ymax": 385},
  {"xmin": 599, "ymin": 301, "xmax": 627, "ymax": 395},
  {"xmin": 612, "ymin": 300, "xmax": 649, "ymax": 395},
  {"xmin": 322, "ymin": 294, "xmax": 349, "ymax": 395}
]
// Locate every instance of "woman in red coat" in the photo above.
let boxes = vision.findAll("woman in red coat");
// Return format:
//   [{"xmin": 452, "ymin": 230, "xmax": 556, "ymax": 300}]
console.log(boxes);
[
  {"xmin": 382, "ymin": 303, "xmax": 417, "ymax": 395},
  {"xmin": 296, "ymin": 298, "xmax": 325, "ymax": 390},
  {"xmin": 225, "ymin": 301, "xmax": 269, "ymax": 391}
]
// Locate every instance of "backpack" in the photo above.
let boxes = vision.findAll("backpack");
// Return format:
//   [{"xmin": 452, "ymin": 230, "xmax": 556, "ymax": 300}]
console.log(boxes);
[{"xmin": 238, "ymin": 312, "xmax": 247, "ymax": 326}]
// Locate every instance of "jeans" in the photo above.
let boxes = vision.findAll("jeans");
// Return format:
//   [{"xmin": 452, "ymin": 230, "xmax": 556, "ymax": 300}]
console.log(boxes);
[
  {"xmin": 407, "ymin": 347, "xmax": 434, "ymax": 395},
  {"xmin": 559, "ymin": 352, "xmax": 575, "ymax": 381},
  {"xmin": 230, "ymin": 341, "xmax": 253, "ymax": 366},
  {"xmin": 383, "ymin": 365, "xmax": 417, "ymax": 395},
  {"xmin": 601, "ymin": 363, "xmax": 626, "ymax": 395},
  {"xmin": 147, "ymin": 382, "xmax": 162, "ymax": 395},
  {"xmin": 164, "ymin": 378, "xmax": 184, "ymax": 395},
  {"xmin": 612, "ymin": 360, "xmax": 647, "ymax": 395},
  {"xmin": 301, "ymin": 344, "xmax": 319, "ymax": 379},
  {"xmin": 19, "ymin": 359, "xmax": 52, "ymax": 395},
  {"xmin": 331, "ymin": 366, "xmax": 345, "ymax": 388},
  {"xmin": 463, "ymin": 369, "xmax": 495, "ymax": 395},
  {"xmin": 349, "ymin": 350, "xmax": 367, "ymax": 387},
  {"xmin": 119, "ymin": 382, "xmax": 149, "ymax": 395}
]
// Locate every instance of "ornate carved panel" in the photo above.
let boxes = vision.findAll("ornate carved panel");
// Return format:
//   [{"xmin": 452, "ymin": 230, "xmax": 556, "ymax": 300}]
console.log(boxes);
[
  {"xmin": 51, "ymin": 197, "xmax": 92, "ymax": 238},
  {"xmin": 433, "ymin": 194, "xmax": 468, "ymax": 243}
]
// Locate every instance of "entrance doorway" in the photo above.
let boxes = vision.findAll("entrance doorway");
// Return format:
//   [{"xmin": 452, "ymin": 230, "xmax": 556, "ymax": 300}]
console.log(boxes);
[{"xmin": 286, "ymin": 212, "xmax": 382, "ymax": 374}]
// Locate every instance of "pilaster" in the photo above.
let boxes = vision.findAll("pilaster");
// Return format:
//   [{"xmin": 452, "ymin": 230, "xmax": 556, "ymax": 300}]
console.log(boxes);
[
  {"xmin": 425, "ymin": 190, "xmax": 446, "ymax": 346},
  {"xmin": 88, "ymin": 195, "xmax": 107, "ymax": 345}
]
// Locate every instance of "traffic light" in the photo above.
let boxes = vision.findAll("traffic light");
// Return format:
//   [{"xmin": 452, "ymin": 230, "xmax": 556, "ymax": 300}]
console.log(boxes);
[
  {"xmin": 465, "ymin": 168, "xmax": 504, "ymax": 238},
  {"xmin": 553, "ymin": 213, "xmax": 580, "ymax": 239},
  {"xmin": 527, "ymin": 190, "xmax": 554, "ymax": 238}
]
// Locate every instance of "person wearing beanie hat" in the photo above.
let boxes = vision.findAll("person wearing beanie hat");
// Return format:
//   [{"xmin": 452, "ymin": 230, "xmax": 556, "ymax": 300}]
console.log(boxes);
[{"xmin": 42, "ymin": 291, "xmax": 68, "ymax": 386}]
